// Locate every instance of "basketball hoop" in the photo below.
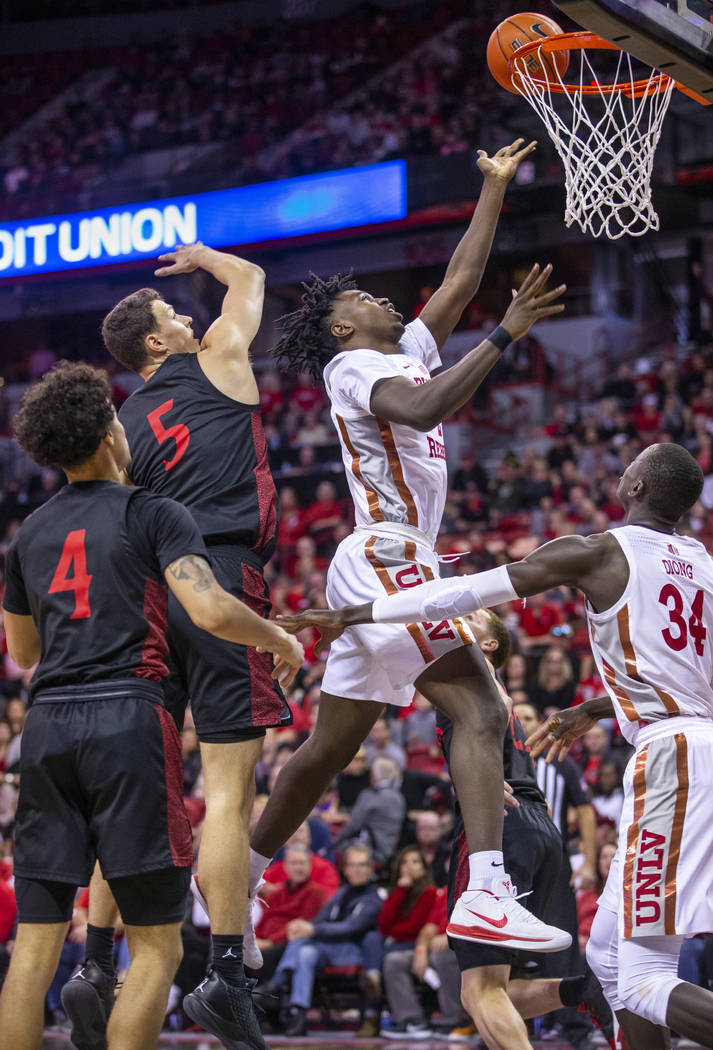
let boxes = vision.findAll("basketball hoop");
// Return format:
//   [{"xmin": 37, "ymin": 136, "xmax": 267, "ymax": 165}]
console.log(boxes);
[{"xmin": 509, "ymin": 32, "xmax": 675, "ymax": 239}]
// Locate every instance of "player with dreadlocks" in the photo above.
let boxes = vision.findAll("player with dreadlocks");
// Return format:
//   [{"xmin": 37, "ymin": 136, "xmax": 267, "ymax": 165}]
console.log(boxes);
[{"xmin": 245, "ymin": 139, "xmax": 570, "ymax": 957}]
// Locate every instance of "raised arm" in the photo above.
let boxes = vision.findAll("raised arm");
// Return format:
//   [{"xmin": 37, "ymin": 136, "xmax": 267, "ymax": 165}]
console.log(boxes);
[
  {"xmin": 418, "ymin": 138, "xmax": 535, "ymax": 350},
  {"xmin": 155, "ymin": 243, "xmax": 265, "ymax": 397},
  {"xmin": 370, "ymin": 263, "xmax": 565, "ymax": 431}
]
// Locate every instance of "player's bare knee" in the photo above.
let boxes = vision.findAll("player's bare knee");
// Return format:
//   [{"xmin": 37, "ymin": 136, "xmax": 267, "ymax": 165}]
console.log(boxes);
[{"xmin": 448, "ymin": 691, "xmax": 507, "ymax": 739}]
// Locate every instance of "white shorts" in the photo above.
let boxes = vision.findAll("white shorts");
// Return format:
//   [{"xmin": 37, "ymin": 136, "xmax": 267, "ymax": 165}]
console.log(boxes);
[
  {"xmin": 599, "ymin": 718, "xmax": 713, "ymax": 939},
  {"xmin": 321, "ymin": 528, "xmax": 475, "ymax": 707}
]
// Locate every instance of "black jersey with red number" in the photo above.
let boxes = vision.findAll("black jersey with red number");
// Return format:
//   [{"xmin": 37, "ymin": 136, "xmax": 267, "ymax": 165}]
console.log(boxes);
[
  {"xmin": 2, "ymin": 481, "xmax": 207, "ymax": 699},
  {"xmin": 436, "ymin": 708, "xmax": 545, "ymax": 806},
  {"xmin": 119, "ymin": 354, "xmax": 278, "ymax": 560}
]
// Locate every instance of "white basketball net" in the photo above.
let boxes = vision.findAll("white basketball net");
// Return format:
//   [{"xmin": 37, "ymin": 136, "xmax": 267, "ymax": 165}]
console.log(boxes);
[{"xmin": 511, "ymin": 45, "xmax": 675, "ymax": 239}]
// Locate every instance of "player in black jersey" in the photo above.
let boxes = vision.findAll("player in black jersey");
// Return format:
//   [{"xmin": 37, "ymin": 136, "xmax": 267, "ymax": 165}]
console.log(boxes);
[
  {"xmin": 0, "ymin": 364, "xmax": 302, "ymax": 1050},
  {"xmin": 91, "ymin": 244, "xmax": 286, "ymax": 1044},
  {"xmin": 442, "ymin": 611, "xmax": 611, "ymax": 1050}
]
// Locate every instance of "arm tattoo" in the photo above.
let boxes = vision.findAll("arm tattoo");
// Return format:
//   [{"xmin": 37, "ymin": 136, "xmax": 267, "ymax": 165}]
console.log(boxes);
[{"xmin": 168, "ymin": 555, "xmax": 215, "ymax": 592}]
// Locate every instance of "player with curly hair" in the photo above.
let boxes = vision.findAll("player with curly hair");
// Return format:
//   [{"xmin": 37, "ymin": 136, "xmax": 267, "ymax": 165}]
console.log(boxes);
[{"xmin": 0, "ymin": 362, "xmax": 302, "ymax": 1050}]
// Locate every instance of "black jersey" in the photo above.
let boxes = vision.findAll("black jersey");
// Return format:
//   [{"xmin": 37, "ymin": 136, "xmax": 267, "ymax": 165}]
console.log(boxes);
[
  {"xmin": 3, "ymin": 481, "xmax": 207, "ymax": 698},
  {"xmin": 119, "ymin": 354, "xmax": 278, "ymax": 559},
  {"xmin": 437, "ymin": 708, "xmax": 545, "ymax": 806}
]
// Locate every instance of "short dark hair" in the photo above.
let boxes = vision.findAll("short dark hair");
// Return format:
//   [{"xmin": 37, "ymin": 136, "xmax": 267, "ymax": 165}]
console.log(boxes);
[
  {"xmin": 101, "ymin": 288, "xmax": 162, "ymax": 372},
  {"xmin": 641, "ymin": 443, "xmax": 704, "ymax": 522},
  {"xmin": 482, "ymin": 609, "xmax": 512, "ymax": 669},
  {"xmin": 13, "ymin": 362, "xmax": 114, "ymax": 470},
  {"xmin": 272, "ymin": 272, "xmax": 357, "ymax": 382}
]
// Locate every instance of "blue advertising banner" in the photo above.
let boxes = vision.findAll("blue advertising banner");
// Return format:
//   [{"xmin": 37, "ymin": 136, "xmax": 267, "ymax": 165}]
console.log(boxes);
[{"xmin": 0, "ymin": 162, "xmax": 407, "ymax": 279}]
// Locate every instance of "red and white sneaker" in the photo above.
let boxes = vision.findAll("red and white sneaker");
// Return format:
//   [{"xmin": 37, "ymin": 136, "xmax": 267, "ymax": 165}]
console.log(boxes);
[
  {"xmin": 447, "ymin": 876, "xmax": 572, "ymax": 952},
  {"xmin": 191, "ymin": 874, "xmax": 266, "ymax": 970}
]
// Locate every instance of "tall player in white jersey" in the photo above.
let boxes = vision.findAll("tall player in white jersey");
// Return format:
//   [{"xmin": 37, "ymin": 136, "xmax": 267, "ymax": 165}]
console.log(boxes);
[
  {"xmin": 281, "ymin": 442, "xmax": 713, "ymax": 1050},
  {"xmin": 246, "ymin": 138, "xmax": 570, "ymax": 955}
]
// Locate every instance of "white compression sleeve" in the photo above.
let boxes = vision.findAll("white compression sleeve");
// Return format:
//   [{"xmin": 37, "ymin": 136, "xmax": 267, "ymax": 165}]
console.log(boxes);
[{"xmin": 371, "ymin": 564, "xmax": 517, "ymax": 623}]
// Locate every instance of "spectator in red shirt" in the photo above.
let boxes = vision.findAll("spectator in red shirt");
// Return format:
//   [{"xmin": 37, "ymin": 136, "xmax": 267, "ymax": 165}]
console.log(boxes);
[
  {"xmin": 259, "ymin": 370, "xmax": 284, "ymax": 421},
  {"xmin": 579, "ymin": 723, "xmax": 610, "ymax": 790},
  {"xmin": 276, "ymin": 486, "xmax": 307, "ymax": 555},
  {"xmin": 299, "ymin": 482, "xmax": 345, "ymax": 549},
  {"xmin": 378, "ymin": 846, "xmax": 437, "ymax": 944},
  {"xmin": 254, "ymin": 844, "xmax": 327, "ymax": 979},
  {"xmin": 516, "ymin": 592, "xmax": 562, "ymax": 653},
  {"xmin": 291, "ymin": 371, "xmax": 324, "ymax": 414},
  {"xmin": 263, "ymin": 823, "xmax": 340, "ymax": 899}
]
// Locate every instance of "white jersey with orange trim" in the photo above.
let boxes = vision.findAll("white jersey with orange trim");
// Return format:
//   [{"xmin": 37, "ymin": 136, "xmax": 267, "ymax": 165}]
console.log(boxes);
[
  {"xmin": 323, "ymin": 318, "xmax": 446, "ymax": 547},
  {"xmin": 586, "ymin": 525, "xmax": 713, "ymax": 746}
]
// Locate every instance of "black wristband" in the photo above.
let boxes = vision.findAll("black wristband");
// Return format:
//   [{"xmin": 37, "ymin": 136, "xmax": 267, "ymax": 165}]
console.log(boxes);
[{"xmin": 488, "ymin": 325, "xmax": 513, "ymax": 352}]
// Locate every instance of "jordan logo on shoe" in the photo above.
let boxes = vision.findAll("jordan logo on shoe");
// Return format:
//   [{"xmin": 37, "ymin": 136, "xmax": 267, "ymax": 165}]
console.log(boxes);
[
  {"xmin": 222, "ymin": 946, "xmax": 239, "ymax": 959},
  {"xmin": 463, "ymin": 906, "xmax": 508, "ymax": 928}
]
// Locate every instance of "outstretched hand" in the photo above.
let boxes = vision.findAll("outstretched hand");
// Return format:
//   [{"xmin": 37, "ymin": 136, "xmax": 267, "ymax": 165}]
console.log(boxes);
[
  {"xmin": 500, "ymin": 263, "xmax": 566, "ymax": 342},
  {"xmin": 476, "ymin": 138, "xmax": 536, "ymax": 184},
  {"xmin": 525, "ymin": 705, "xmax": 598, "ymax": 764},
  {"xmin": 155, "ymin": 242, "xmax": 205, "ymax": 277},
  {"xmin": 275, "ymin": 609, "xmax": 348, "ymax": 657}
]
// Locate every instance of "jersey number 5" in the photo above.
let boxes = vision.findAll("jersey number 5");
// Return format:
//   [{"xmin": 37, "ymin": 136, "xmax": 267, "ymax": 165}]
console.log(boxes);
[
  {"xmin": 147, "ymin": 399, "xmax": 190, "ymax": 470},
  {"xmin": 658, "ymin": 583, "xmax": 707, "ymax": 656},
  {"xmin": 49, "ymin": 529, "xmax": 92, "ymax": 619}
]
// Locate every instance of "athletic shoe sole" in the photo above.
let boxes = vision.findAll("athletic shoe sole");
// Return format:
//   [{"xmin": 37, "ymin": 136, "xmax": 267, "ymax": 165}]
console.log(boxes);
[
  {"xmin": 61, "ymin": 980, "xmax": 109, "ymax": 1050},
  {"xmin": 183, "ymin": 989, "xmax": 263, "ymax": 1050},
  {"xmin": 383, "ymin": 1028, "xmax": 432, "ymax": 1040},
  {"xmin": 447, "ymin": 921, "xmax": 571, "ymax": 952}
]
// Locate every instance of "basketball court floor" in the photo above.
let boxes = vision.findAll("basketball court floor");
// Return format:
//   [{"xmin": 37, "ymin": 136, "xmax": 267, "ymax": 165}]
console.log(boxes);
[{"xmin": 37, "ymin": 1032, "xmax": 709, "ymax": 1049}]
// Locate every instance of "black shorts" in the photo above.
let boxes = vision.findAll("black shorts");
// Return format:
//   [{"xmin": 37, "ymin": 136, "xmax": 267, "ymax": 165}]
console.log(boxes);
[
  {"xmin": 15, "ymin": 681, "xmax": 194, "ymax": 888},
  {"xmin": 15, "ymin": 866, "xmax": 190, "ymax": 927},
  {"xmin": 164, "ymin": 545, "xmax": 292, "ymax": 743},
  {"xmin": 447, "ymin": 796, "xmax": 562, "ymax": 972}
]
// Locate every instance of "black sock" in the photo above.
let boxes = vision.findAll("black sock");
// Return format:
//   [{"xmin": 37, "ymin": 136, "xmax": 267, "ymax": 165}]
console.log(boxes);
[
  {"xmin": 211, "ymin": 934, "xmax": 245, "ymax": 985},
  {"xmin": 85, "ymin": 924, "xmax": 115, "ymax": 978},
  {"xmin": 559, "ymin": 974, "xmax": 587, "ymax": 1008}
]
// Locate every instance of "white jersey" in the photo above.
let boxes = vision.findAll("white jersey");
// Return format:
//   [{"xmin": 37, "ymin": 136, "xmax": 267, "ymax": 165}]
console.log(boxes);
[
  {"xmin": 323, "ymin": 318, "xmax": 446, "ymax": 546},
  {"xmin": 586, "ymin": 525, "xmax": 713, "ymax": 745}
]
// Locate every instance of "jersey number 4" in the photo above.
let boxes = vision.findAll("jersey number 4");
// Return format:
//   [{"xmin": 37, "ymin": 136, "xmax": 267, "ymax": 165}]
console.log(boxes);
[
  {"xmin": 49, "ymin": 529, "xmax": 92, "ymax": 619},
  {"xmin": 147, "ymin": 399, "xmax": 190, "ymax": 471},
  {"xmin": 659, "ymin": 583, "xmax": 707, "ymax": 656}
]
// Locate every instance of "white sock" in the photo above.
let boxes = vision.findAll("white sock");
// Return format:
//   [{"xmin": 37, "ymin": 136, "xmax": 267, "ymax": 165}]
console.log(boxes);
[
  {"xmin": 248, "ymin": 848, "xmax": 271, "ymax": 895},
  {"xmin": 467, "ymin": 850, "xmax": 505, "ymax": 890}
]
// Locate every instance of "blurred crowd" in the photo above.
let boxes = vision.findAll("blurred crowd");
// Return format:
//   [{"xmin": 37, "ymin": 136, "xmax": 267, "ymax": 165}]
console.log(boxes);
[
  {"xmin": 0, "ymin": 0, "xmax": 487, "ymax": 220},
  {"xmin": 0, "ymin": 329, "xmax": 712, "ymax": 1037}
]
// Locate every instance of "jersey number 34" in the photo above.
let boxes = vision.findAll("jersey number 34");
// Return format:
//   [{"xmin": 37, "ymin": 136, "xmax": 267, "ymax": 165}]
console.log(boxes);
[{"xmin": 659, "ymin": 583, "xmax": 707, "ymax": 657}]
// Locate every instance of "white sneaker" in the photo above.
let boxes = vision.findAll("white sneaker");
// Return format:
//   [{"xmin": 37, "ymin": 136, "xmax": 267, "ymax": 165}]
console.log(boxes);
[
  {"xmin": 191, "ymin": 873, "xmax": 266, "ymax": 969},
  {"xmin": 243, "ymin": 879, "xmax": 266, "ymax": 970},
  {"xmin": 190, "ymin": 873, "xmax": 209, "ymax": 919},
  {"xmin": 447, "ymin": 876, "xmax": 572, "ymax": 952}
]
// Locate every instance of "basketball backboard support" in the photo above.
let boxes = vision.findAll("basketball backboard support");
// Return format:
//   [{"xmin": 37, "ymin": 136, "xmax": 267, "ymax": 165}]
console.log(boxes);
[{"xmin": 555, "ymin": 0, "xmax": 713, "ymax": 100}]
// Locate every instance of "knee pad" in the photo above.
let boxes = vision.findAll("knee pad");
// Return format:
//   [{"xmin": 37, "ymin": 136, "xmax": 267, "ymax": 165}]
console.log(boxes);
[
  {"xmin": 586, "ymin": 905, "xmax": 623, "ymax": 1014},
  {"xmin": 617, "ymin": 935, "xmax": 684, "ymax": 1026}
]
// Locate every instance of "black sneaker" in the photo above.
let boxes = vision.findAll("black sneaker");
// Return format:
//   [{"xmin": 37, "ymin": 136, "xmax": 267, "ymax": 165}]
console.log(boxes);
[
  {"xmin": 183, "ymin": 970, "xmax": 267, "ymax": 1050},
  {"xmin": 578, "ymin": 961, "xmax": 614, "ymax": 1043},
  {"xmin": 283, "ymin": 1004, "xmax": 307, "ymax": 1038},
  {"xmin": 61, "ymin": 959, "xmax": 116, "ymax": 1050}
]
